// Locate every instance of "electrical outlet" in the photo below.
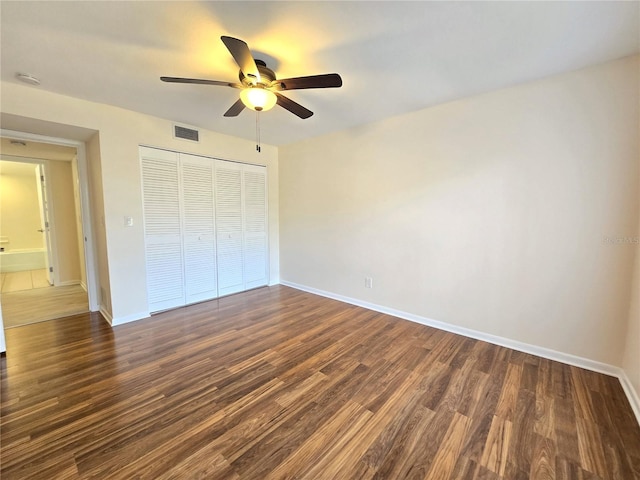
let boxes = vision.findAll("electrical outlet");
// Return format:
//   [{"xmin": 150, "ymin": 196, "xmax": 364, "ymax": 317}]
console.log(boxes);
[{"xmin": 365, "ymin": 277, "xmax": 373, "ymax": 289}]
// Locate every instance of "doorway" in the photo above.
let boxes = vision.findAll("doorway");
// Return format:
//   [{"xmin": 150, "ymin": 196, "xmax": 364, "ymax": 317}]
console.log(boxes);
[
  {"xmin": 0, "ymin": 138, "xmax": 89, "ymax": 327},
  {"xmin": 1, "ymin": 160, "xmax": 52, "ymax": 291}
]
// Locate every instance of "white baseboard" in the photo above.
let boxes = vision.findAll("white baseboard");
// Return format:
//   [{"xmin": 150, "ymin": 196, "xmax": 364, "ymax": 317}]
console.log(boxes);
[
  {"xmin": 618, "ymin": 369, "xmax": 640, "ymax": 426},
  {"xmin": 99, "ymin": 306, "xmax": 113, "ymax": 325},
  {"xmin": 111, "ymin": 311, "xmax": 150, "ymax": 327},
  {"xmin": 280, "ymin": 280, "xmax": 640, "ymax": 426},
  {"xmin": 56, "ymin": 279, "xmax": 81, "ymax": 287},
  {"xmin": 99, "ymin": 307, "xmax": 149, "ymax": 327}
]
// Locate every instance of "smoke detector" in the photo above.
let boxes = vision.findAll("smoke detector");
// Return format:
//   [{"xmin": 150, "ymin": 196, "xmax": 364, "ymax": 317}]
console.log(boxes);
[{"xmin": 15, "ymin": 73, "xmax": 41, "ymax": 86}]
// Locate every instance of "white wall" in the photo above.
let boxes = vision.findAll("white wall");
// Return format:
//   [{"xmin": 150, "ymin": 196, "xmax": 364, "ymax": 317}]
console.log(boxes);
[
  {"xmin": 86, "ymin": 133, "xmax": 112, "ymax": 317},
  {"xmin": 71, "ymin": 157, "xmax": 88, "ymax": 289},
  {"xmin": 623, "ymin": 203, "xmax": 640, "ymax": 404},
  {"xmin": 280, "ymin": 55, "xmax": 639, "ymax": 367},
  {"xmin": 0, "ymin": 83, "xmax": 279, "ymax": 323},
  {"xmin": 48, "ymin": 160, "xmax": 82, "ymax": 284}
]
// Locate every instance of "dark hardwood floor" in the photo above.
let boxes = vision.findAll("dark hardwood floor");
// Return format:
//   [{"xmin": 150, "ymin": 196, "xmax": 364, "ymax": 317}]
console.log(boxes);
[{"xmin": 1, "ymin": 285, "xmax": 639, "ymax": 479}]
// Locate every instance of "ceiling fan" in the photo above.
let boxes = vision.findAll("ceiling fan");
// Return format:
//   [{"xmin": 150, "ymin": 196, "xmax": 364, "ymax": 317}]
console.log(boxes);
[{"xmin": 161, "ymin": 36, "xmax": 342, "ymax": 119}]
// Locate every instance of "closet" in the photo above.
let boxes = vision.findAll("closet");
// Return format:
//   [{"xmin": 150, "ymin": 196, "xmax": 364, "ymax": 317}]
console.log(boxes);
[{"xmin": 140, "ymin": 146, "xmax": 268, "ymax": 313}]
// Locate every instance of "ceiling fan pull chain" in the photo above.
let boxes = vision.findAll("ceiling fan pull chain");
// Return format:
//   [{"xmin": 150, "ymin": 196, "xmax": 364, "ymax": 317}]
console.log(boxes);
[{"xmin": 256, "ymin": 111, "xmax": 261, "ymax": 153}]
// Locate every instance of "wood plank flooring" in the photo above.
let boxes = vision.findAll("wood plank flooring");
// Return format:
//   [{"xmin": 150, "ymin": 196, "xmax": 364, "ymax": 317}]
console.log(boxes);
[
  {"xmin": 1, "ymin": 284, "xmax": 88, "ymax": 328},
  {"xmin": 1, "ymin": 285, "xmax": 638, "ymax": 479}
]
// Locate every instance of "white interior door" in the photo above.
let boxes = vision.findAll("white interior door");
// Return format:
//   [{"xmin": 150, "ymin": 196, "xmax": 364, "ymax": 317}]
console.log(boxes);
[
  {"xmin": 141, "ymin": 147, "xmax": 185, "ymax": 312},
  {"xmin": 35, "ymin": 164, "xmax": 54, "ymax": 285},
  {"xmin": 181, "ymin": 153, "xmax": 218, "ymax": 304},
  {"xmin": 242, "ymin": 165, "xmax": 268, "ymax": 289},
  {"xmin": 215, "ymin": 161, "xmax": 244, "ymax": 297}
]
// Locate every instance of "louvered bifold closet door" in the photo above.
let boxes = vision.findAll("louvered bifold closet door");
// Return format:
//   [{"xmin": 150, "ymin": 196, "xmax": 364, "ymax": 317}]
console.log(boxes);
[
  {"xmin": 140, "ymin": 147, "xmax": 185, "ymax": 312},
  {"xmin": 242, "ymin": 165, "xmax": 268, "ymax": 289},
  {"xmin": 215, "ymin": 161, "xmax": 244, "ymax": 296},
  {"xmin": 181, "ymin": 154, "xmax": 218, "ymax": 304}
]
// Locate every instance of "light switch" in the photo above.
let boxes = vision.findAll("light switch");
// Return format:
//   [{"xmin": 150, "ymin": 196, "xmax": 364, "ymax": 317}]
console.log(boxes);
[{"xmin": 124, "ymin": 216, "xmax": 134, "ymax": 227}]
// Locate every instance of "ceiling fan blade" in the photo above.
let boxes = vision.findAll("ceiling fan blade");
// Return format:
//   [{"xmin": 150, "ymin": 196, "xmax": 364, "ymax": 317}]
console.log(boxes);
[
  {"xmin": 223, "ymin": 98, "xmax": 246, "ymax": 117},
  {"xmin": 161, "ymin": 77, "xmax": 242, "ymax": 88},
  {"xmin": 275, "ymin": 92, "xmax": 313, "ymax": 119},
  {"xmin": 221, "ymin": 36, "xmax": 260, "ymax": 83},
  {"xmin": 276, "ymin": 73, "xmax": 342, "ymax": 91}
]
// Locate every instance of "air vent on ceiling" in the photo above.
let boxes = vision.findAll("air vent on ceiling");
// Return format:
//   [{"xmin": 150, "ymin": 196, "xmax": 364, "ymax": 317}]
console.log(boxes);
[{"xmin": 173, "ymin": 124, "xmax": 200, "ymax": 142}]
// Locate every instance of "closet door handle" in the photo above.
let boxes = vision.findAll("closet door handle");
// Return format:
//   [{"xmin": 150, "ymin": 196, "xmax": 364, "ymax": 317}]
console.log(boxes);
[{"xmin": 37, "ymin": 229, "xmax": 45, "ymax": 233}]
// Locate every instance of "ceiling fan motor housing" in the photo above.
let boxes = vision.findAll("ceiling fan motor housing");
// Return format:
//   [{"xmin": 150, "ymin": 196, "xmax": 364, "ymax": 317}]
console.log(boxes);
[{"xmin": 240, "ymin": 60, "xmax": 278, "ymax": 88}]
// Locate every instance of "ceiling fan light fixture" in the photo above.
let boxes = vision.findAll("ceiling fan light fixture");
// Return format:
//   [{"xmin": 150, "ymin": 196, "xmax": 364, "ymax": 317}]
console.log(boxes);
[{"xmin": 240, "ymin": 87, "xmax": 277, "ymax": 112}]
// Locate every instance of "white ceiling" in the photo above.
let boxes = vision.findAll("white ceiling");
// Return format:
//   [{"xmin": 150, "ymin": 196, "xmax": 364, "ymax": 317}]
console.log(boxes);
[{"xmin": 1, "ymin": 1, "xmax": 638, "ymax": 146}]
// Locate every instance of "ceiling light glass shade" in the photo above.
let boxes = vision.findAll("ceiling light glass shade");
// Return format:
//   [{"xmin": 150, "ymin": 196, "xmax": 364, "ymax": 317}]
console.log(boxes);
[{"xmin": 240, "ymin": 87, "xmax": 277, "ymax": 112}]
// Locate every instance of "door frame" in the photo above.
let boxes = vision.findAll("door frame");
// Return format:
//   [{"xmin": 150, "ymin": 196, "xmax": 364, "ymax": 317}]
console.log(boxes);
[
  {"xmin": 35, "ymin": 163, "xmax": 55, "ymax": 285},
  {"xmin": 0, "ymin": 129, "xmax": 99, "ymax": 312}
]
